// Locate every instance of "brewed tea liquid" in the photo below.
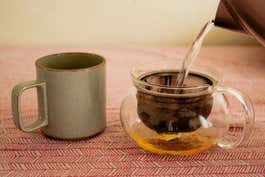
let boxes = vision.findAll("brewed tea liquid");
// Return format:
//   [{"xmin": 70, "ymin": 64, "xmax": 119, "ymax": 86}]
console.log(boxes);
[
  {"xmin": 129, "ymin": 123, "xmax": 220, "ymax": 155},
  {"xmin": 176, "ymin": 21, "xmax": 214, "ymax": 87}
]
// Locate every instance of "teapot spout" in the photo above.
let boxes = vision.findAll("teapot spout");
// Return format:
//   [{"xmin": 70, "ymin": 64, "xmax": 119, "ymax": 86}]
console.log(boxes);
[
  {"xmin": 214, "ymin": 0, "xmax": 265, "ymax": 46},
  {"xmin": 214, "ymin": 0, "xmax": 244, "ymax": 33}
]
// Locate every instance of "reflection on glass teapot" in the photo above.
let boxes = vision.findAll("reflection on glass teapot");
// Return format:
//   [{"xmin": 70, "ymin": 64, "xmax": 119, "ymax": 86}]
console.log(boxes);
[{"xmin": 120, "ymin": 67, "xmax": 255, "ymax": 155}]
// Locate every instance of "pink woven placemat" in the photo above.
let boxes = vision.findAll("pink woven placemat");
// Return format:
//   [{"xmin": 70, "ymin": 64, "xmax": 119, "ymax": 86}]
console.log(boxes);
[{"xmin": 0, "ymin": 46, "xmax": 265, "ymax": 176}]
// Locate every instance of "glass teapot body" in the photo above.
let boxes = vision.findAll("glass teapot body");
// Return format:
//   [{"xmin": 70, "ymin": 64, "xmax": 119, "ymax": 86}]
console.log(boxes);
[{"xmin": 120, "ymin": 69, "xmax": 254, "ymax": 155}]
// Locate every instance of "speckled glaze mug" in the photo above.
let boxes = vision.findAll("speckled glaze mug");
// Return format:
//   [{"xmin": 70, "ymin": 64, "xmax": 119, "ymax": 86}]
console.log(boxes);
[{"xmin": 11, "ymin": 52, "xmax": 106, "ymax": 140}]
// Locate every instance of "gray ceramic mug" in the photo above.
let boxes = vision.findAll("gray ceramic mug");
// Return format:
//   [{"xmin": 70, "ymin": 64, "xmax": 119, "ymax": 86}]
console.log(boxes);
[{"xmin": 11, "ymin": 52, "xmax": 106, "ymax": 140}]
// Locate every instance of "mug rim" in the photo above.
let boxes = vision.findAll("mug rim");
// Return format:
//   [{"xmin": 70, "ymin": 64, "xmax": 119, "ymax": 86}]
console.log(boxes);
[{"xmin": 35, "ymin": 52, "xmax": 105, "ymax": 72}]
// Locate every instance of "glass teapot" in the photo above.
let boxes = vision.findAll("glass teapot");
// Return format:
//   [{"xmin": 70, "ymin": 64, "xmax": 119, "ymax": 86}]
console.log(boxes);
[{"xmin": 120, "ymin": 67, "xmax": 255, "ymax": 155}]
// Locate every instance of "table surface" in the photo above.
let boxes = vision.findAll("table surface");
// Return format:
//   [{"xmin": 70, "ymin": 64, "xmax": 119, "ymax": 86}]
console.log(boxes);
[{"xmin": 0, "ymin": 45, "xmax": 264, "ymax": 176}]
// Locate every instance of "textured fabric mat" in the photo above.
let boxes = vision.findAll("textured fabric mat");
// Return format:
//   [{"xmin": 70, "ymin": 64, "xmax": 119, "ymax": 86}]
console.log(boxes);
[{"xmin": 0, "ymin": 46, "xmax": 265, "ymax": 176}]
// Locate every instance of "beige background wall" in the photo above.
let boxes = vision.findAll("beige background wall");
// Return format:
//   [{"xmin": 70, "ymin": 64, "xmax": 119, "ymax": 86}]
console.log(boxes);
[{"xmin": 0, "ymin": 0, "xmax": 257, "ymax": 46}]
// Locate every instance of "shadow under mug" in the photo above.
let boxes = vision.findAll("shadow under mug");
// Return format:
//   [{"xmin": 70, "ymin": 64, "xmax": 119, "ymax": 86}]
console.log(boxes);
[{"xmin": 12, "ymin": 52, "xmax": 106, "ymax": 140}]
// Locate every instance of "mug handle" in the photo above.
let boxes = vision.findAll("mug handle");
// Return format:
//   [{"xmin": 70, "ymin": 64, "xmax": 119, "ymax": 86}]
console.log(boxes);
[
  {"xmin": 216, "ymin": 86, "xmax": 255, "ymax": 149},
  {"xmin": 12, "ymin": 80, "xmax": 48, "ymax": 132}
]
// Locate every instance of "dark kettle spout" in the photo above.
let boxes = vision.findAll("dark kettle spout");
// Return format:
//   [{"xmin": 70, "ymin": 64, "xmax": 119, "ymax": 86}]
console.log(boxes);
[{"xmin": 214, "ymin": 0, "xmax": 265, "ymax": 47}]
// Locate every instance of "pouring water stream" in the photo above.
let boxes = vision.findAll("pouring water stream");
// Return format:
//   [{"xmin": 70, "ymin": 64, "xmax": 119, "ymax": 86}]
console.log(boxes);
[{"xmin": 176, "ymin": 21, "xmax": 214, "ymax": 87}]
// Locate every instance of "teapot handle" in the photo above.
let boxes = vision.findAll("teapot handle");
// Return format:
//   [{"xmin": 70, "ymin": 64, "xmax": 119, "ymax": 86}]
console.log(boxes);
[{"xmin": 216, "ymin": 86, "xmax": 255, "ymax": 149}]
